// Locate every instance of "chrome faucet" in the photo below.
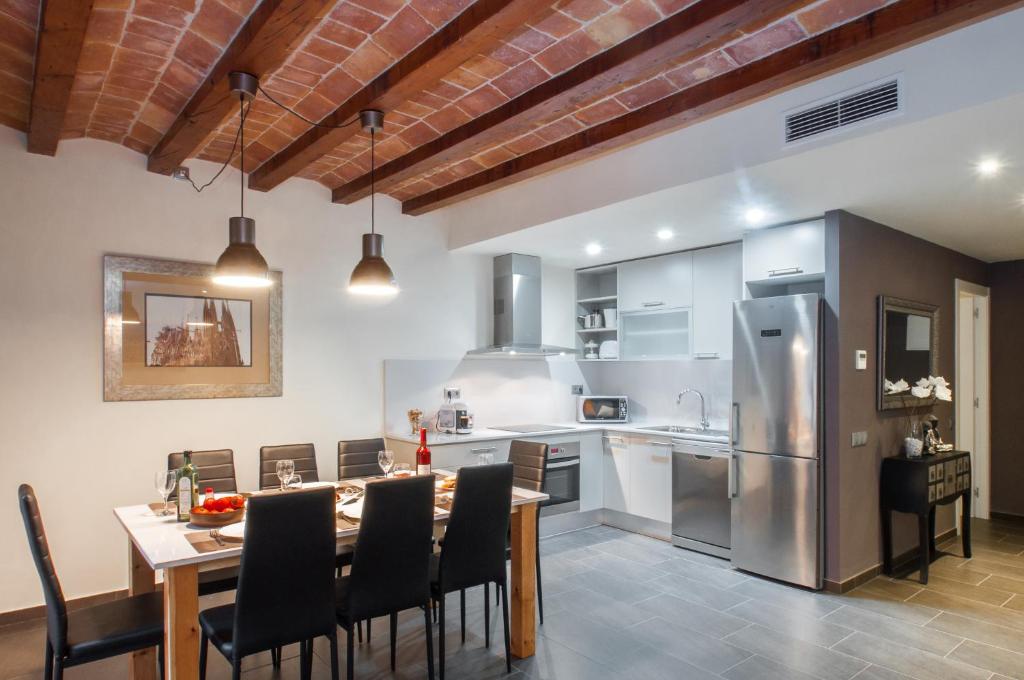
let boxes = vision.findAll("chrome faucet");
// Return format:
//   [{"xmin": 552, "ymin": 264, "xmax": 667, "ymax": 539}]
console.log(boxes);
[{"xmin": 676, "ymin": 389, "xmax": 710, "ymax": 431}]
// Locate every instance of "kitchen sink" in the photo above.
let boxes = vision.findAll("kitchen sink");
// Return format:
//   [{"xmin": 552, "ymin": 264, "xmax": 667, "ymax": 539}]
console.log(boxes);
[{"xmin": 638, "ymin": 425, "xmax": 730, "ymax": 442}]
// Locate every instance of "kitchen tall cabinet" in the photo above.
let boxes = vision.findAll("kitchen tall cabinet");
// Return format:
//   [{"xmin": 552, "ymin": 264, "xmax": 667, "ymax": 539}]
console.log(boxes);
[{"xmin": 692, "ymin": 243, "xmax": 743, "ymax": 360}]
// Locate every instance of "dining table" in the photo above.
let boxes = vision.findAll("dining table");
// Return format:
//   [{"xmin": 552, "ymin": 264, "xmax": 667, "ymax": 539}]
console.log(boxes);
[{"xmin": 114, "ymin": 471, "xmax": 548, "ymax": 680}]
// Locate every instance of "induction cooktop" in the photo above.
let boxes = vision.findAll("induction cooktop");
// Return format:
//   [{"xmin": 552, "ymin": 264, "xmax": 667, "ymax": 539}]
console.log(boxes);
[{"xmin": 489, "ymin": 424, "xmax": 569, "ymax": 433}]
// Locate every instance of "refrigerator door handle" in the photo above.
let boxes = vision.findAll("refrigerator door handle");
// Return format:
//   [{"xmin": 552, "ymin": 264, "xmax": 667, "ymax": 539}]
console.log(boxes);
[
  {"xmin": 728, "ymin": 453, "xmax": 737, "ymax": 498},
  {"xmin": 730, "ymin": 403, "xmax": 739, "ymax": 447}
]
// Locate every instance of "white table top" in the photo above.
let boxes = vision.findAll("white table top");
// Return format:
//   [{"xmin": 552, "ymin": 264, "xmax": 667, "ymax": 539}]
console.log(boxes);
[{"xmin": 114, "ymin": 474, "xmax": 548, "ymax": 571}]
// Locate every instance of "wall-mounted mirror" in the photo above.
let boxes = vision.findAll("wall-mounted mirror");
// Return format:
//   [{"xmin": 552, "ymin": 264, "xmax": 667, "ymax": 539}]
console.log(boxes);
[{"xmin": 878, "ymin": 296, "xmax": 939, "ymax": 411}]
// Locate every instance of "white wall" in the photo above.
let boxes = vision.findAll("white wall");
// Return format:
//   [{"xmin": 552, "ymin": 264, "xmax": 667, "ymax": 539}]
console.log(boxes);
[{"xmin": 0, "ymin": 127, "xmax": 494, "ymax": 613}]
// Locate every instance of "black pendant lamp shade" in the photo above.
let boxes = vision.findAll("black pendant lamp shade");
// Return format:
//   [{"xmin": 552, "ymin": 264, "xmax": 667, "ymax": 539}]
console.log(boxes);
[
  {"xmin": 348, "ymin": 109, "xmax": 398, "ymax": 296},
  {"xmin": 213, "ymin": 72, "xmax": 272, "ymax": 288}
]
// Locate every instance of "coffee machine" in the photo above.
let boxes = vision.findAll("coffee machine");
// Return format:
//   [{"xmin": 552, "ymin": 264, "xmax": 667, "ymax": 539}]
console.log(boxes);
[{"xmin": 436, "ymin": 387, "xmax": 473, "ymax": 434}]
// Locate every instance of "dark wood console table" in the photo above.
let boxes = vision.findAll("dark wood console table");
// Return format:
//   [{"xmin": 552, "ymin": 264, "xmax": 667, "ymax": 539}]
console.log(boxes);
[{"xmin": 880, "ymin": 450, "xmax": 972, "ymax": 584}]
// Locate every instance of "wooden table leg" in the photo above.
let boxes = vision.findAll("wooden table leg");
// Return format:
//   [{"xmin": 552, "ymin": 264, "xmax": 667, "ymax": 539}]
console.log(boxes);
[
  {"xmin": 164, "ymin": 564, "xmax": 200, "ymax": 680},
  {"xmin": 509, "ymin": 502, "xmax": 537, "ymax": 659},
  {"xmin": 962, "ymin": 490, "xmax": 972, "ymax": 558},
  {"xmin": 129, "ymin": 542, "xmax": 157, "ymax": 680},
  {"xmin": 918, "ymin": 514, "xmax": 930, "ymax": 584},
  {"xmin": 928, "ymin": 506, "xmax": 937, "ymax": 555}
]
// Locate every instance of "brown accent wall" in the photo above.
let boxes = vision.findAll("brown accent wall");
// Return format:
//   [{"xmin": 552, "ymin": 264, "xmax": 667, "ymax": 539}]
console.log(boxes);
[
  {"xmin": 826, "ymin": 210, "xmax": 989, "ymax": 583},
  {"xmin": 989, "ymin": 260, "xmax": 1024, "ymax": 517}
]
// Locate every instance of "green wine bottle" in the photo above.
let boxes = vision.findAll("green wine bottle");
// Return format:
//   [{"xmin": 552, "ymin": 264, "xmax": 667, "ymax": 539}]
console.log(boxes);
[{"xmin": 176, "ymin": 451, "xmax": 199, "ymax": 522}]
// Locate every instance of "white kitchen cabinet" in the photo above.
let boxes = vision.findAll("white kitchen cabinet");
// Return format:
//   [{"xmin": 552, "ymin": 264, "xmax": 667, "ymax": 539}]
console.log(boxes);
[
  {"xmin": 743, "ymin": 220, "xmax": 825, "ymax": 284},
  {"xmin": 387, "ymin": 438, "xmax": 512, "ymax": 470},
  {"xmin": 602, "ymin": 433, "xmax": 630, "ymax": 513},
  {"xmin": 627, "ymin": 435, "xmax": 672, "ymax": 523},
  {"xmin": 579, "ymin": 432, "xmax": 604, "ymax": 512},
  {"xmin": 692, "ymin": 243, "xmax": 743, "ymax": 360},
  {"xmin": 619, "ymin": 307, "xmax": 691, "ymax": 360},
  {"xmin": 618, "ymin": 252, "xmax": 693, "ymax": 312}
]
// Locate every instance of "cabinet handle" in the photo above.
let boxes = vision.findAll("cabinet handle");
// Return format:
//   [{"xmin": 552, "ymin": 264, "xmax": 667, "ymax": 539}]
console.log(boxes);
[
  {"xmin": 641, "ymin": 301, "xmax": 665, "ymax": 307},
  {"xmin": 470, "ymin": 446, "xmax": 497, "ymax": 454},
  {"xmin": 646, "ymin": 440, "xmax": 673, "ymax": 447},
  {"xmin": 768, "ymin": 267, "xmax": 803, "ymax": 277},
  {"xmin": 603, "ymin": 436, "xmax": 625, "ymax": 443},
  {"xmin": 693, "ymin": 352, "xmax": 720, "ymax": 359}
]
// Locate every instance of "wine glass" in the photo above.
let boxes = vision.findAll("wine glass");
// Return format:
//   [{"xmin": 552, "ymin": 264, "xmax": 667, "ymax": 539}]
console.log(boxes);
[
  {"xmin": 476, "ymin": 452, "xmax": 494, "ymax": 466},
  {"xmin": 154, "ymin": 470, "xmax": 177, "ymax": 516},
  {"xmin": 378, "ymin": 449, "xmax": 395, "ymax": 478},
  {"xmin": 393, "ymin": 463, "xmax": 412, "ymax": 478},
  {"xmin": 276, "ymin": 459, "xmax": 295, "ymax": 491},
  {"xmin": 286, "ymin": 473, "xmax": 303, "ymax": 490}
]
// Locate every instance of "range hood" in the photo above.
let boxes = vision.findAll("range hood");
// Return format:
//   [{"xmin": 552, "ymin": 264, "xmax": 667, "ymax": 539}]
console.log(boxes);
[{"xmin": 466, "ymin": 254, "xmax": 577, "ymax": 358}]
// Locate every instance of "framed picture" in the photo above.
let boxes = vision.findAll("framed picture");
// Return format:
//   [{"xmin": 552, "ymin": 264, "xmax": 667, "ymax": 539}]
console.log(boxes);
[{"xmin": 103, "ymin": 255, "xmax": 282, "ymax": 401}]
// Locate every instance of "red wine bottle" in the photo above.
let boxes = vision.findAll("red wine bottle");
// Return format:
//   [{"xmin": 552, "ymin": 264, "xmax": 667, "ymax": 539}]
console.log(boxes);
[{"xmin": 416, "ymin": 427, "xmax": 431, "ymax": 476}]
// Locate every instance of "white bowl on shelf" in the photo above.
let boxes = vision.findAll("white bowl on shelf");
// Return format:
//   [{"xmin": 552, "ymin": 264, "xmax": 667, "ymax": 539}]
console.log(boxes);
[{"xmin": 599, "ymin": 340, "xmax": 618, "ymax": 360}]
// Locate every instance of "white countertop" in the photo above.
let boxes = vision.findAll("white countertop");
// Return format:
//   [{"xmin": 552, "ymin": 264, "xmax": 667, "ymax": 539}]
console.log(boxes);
[{"xmin": 386, "ymin": 422, "xmax": 729, "ymax": 446}]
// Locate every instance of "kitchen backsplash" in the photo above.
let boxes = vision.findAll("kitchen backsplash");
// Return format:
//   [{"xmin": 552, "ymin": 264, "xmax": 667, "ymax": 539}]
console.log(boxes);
[{"xmin": 383, "ymin": 357, "xmax": 731, "ymax": 433}]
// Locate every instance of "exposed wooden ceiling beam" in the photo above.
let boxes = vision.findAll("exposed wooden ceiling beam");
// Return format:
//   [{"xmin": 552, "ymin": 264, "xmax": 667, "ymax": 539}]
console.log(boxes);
[
  {"xmin": 146, "ymin": 0, "xmax": 333, "ymax": 176},
  {"xmin": 402, "ymin": 0, "xmax": 1024, "ymax": 215},
  {"xmin": 247, "ymin": 0, "xmax": 554, "ymax": 193},
  {"xmin": 26, "ymin": 0, "xmax": 95, "ymax": 155},
  {"xmin": 333, "ymin": 0, "xmax": 811, "ymax": 205}
]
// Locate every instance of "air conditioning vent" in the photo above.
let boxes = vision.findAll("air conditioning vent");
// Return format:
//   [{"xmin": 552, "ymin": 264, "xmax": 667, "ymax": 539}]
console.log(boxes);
[{"xmin": 785, "ymin": 79, "xmax": 900, "ymax": 143}]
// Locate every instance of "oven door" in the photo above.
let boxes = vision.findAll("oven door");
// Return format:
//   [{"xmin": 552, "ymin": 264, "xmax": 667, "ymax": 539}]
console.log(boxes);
[{"xmin": 542, "ymin": 456, "xmax": 580, "ymax": 515}]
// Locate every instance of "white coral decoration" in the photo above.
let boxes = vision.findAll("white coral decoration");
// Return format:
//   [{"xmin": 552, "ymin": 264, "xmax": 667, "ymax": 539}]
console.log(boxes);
[
  {"xmin": 910, "ymin": 385, "xmax": 931, "ymax": 399},
  {"xmin": 900, "ymin": 376, "xmax": 953, "ymax": 401},
  {"xmin": 884, "ymin": 379, "xmax": 910, "ymax": 394},
  {"xmin": 934, "ymin": 384, "xmax": 953, "ymax": 402}
]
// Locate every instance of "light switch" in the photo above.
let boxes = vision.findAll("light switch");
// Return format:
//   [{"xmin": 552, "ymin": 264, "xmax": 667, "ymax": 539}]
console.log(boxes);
[
  {"xmin": 851, "ymin": 431, "xmax": 868, "ymax": 447},
  {"xmin": 571, "ymin": 384, "xmax": 584, "ymax": 395},
  {"xmin": 855, "ymin": 350, "xmax": 867, "ymax": 370}
]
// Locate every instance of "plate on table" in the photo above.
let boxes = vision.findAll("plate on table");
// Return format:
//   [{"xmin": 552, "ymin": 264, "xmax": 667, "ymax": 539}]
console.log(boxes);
[
  {"xmin": 435, "ymin": 475, "xmax": 457, "ymax": 491},
  {"xmin": 339, "ymin": 499, "xmax": 364, "ymax": 520},
  {"xmin": 218, "ymin": 521, "xmax": 246, "ymax": 542}
]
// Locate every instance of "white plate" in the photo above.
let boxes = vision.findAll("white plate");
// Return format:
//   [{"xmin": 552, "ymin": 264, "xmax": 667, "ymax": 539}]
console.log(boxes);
[
  {"xmin": 339, "ymin": 499, "xmax": 363, "ymax": 520},
  {"xmin": 218, "ymin": 522, "xmax": 246, "ymax": 540}
]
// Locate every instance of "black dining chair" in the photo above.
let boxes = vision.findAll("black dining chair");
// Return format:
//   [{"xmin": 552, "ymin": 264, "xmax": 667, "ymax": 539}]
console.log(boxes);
[
  {"xmin": 336, "ymin": 475, "xmax": 435, "ymax": 680},
  {"xmin": 505, "ymin": 440, "xmax": 548, "ymax": 623},
  {"xmin": 432, "ymin": 464, "xmax": 514, "ymax": 679},
  {"xmin": 168, "ymin": 449, "xmax": 240, "ymax": 597},
  {"xmin": 18, "ymin": 484, "xmax": 165, "ymax": 680},
  {"xmin": 259, "ymin": 443, "xmax": 319, "ymax": 490},
  {"xmin": 198, "ymin": 487, "xmax": 339, "ymax": 680},
  {"xmin": 338, "ymin": 438, "xmax": 387, "ymax": 479}
]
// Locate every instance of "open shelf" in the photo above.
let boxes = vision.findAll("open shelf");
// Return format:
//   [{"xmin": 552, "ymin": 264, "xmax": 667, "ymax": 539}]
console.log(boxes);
[
  {"xmin": 577, "ymin": 295, "xmax": 617, "ymax": 305},
  {"xmin": 576, "ymin": 327, "xmax": 617, "ymax": 334}
]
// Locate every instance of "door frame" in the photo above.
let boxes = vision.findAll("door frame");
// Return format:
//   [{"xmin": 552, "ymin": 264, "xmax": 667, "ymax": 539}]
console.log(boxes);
[{"xmin": 954, "ymin": 279, "xmax": 991, "ymax": 522}]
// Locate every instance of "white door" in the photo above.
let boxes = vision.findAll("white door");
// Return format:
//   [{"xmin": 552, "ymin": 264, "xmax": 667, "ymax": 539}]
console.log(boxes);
[
  {"xmin": 955, "ymin": 281, "xmax": 990, "ymax": 520},
  {"xmin": 692, "ymin": 243, "xmax": 742, "ymax": 359},
  {"xmin": 602, "ymin": 434, "xmax": 630, "ymax": 513}
]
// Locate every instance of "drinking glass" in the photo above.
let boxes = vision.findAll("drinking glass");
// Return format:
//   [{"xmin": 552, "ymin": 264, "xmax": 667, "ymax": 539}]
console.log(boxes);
[
  {"xmin": 378, "ymin": 449, "xmax": 395, "ymax": 477},
  {"xmin": 393, "ymin": 463, "xmax": 412, "ymax": 478},
  {"xmin": 276, "ymin": 459, "xmax": 295, "ymax": 491},
  {"xmin": 154, "ymin": 470, "xmax": 177, "ymax": 516},
  {"xmin": 286, "ymin": 473, "xmax": 302, "ymax": 490}
]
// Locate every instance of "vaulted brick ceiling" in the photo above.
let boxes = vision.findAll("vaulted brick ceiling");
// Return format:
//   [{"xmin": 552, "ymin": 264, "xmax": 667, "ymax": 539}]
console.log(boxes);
[{"xmin": 2, "ymin": 0, "xmax": 1016, "ymax": 213}]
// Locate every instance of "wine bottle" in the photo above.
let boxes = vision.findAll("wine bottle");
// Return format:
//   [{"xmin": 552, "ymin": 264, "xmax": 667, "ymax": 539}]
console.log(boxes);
[
  {"xmin": 416, "ymin": 428, "xmax": 431, "ymax": 476},
  {"xmin": 177, "ymin": 451, "xmax": 198, "ymax": 522}
]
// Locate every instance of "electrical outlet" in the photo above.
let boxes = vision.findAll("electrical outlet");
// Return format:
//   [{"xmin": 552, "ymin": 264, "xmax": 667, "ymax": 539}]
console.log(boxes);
[
  {"xmin": 851, "ymin": 431, "xmax": 868, "ymax": 447},
  {"xmin": 571, "ymin": 384, "xmax": 584, "ymax": 395},
  {"xmin": 443, "ymin": 387, "xmax": 461, "ymax": 401}
]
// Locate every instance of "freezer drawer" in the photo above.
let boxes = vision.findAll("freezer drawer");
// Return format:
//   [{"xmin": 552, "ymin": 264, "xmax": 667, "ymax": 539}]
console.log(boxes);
[
  {"xmin": 672, "ymin": 445, "xmax": 731, "ymax": 550},
  {"xmin": 731, "ymin": 450, "xmax": 821, "ymax": 589}
]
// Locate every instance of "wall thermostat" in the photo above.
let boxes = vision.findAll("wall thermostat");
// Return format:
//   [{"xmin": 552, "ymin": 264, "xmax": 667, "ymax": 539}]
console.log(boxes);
[{"xmin": 855, "ymin": 350, "xmax": 867, "ymax": 371}]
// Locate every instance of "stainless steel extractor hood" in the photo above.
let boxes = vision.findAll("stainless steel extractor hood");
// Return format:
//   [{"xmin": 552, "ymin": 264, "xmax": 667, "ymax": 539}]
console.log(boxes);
[{"xmin": 466, "ymin": 254, "xmax": 577, "ymax": 358}]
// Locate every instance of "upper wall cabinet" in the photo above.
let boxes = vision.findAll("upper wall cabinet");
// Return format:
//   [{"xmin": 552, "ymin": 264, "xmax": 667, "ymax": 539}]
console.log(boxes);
[
  {"xmin": 618, "ymin": 252, "xmax": 693, "ymax": 312},
  {"xmin": 692, "ymin": 243, "xmax": 743, "ymax": 360},
  {"xmin": 743, "ymin": 220, "xmax": 825, "ymax": 287}
]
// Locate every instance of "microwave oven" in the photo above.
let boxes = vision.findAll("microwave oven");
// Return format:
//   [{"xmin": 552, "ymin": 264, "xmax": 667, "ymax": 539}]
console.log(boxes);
[{"xmin": 577, "ymin": 396, "xmax": 629, "ymax": 423}]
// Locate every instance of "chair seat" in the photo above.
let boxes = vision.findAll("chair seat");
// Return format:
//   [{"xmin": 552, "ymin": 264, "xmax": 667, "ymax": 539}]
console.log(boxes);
[
  {"xmin": 198, "ymin": 603, "xmax": 236, "ymax": 659},
  {"xmin": 199, "ymin": 566, "xmax": 239, "ymax": 596},
  {"xmin": 337, "ymin": 544, "xmax": 354, "ymax": 567},
  {"xmin": 65, "ymin": 592, "xmax": 164, "ymax": 664}
]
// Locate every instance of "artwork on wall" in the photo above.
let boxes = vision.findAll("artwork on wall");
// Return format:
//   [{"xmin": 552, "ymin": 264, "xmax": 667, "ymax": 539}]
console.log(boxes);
[
  {"xmin": 877, "ymin": 295, "xmax": 939, "ymax": 411},
  {"xmin": 103, "ymin": 255, "xmax": 282, "ymax": 401}
]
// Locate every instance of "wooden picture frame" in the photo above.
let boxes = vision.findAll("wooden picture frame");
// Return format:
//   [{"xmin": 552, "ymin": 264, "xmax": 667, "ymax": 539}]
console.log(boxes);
[
  {"xmin": 103, "ymin": 254, "xmax": 282, "ymax": 401},
  {"xmin": 877, "ymin": 295, "xmax": 939, "ymax": 411}
]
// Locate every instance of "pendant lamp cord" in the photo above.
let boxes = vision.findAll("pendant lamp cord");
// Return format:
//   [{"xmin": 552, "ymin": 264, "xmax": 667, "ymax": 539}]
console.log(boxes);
[
  {"xmin": 182, "ymin": 96, "xmax": 249, "ymax": 195},
  {"xmin": 239, "ymin": 94, "xmax": 245, "ymax": 218},
  {"xmin": 374, "ymin": 125, "xmax": 378, "ymax": 235}
]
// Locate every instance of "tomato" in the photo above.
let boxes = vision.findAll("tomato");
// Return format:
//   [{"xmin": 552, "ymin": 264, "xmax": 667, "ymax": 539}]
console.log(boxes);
[
  {"xmin": 229, "ymin": 495, "xmax": 244, "ymax": 509},
  {"xmin": 192, "ymin": 507, "xmax": 206, "ymax": 514},
  {"xmin": 214, "ymin": 498, "xmax": 231, "ymax": 512},
  {"xmin": 203, "ymin": 496, "xmax": 217, "ymax": 511}
]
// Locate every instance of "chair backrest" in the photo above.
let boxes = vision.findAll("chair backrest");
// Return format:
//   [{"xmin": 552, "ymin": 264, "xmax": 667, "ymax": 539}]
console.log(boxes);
[
  {"xmin": 167, "ymin": 449, "xmax": 237, "ymax": 493},
  {"xmin": 337, "ymin": 438, "xmax": 385, "ymax": 480},
  {"xmin": 438, "ymin": 464, "xmax": 514, "ymax": 591},
  {"xmin": 347, "ymin": 476, "xmax": 434, "ymax": 620},
  {"xmin": 18, "ymin": 485, "xmax": 68, "ymax": 654},
  {"xmin": 509, "ymin": 440, "xmax": 548, "ymax": 493},
  {"xmin": 259, "ymin": 444, "xmax": 319, "ymax": 490},
  {"xmin": 233, "ymin": 488, "xmax": 337, "ymax": 657}
]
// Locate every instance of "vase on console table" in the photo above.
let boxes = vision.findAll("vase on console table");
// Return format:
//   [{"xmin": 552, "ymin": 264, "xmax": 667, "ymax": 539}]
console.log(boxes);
[{"xmin": 904, "ymin": 423, "xmax": 924, "ymax": 458}]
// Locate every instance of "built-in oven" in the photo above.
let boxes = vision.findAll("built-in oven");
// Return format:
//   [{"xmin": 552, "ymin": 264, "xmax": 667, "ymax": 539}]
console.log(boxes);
[
  {"xmin": 577, "ymin": 396, "xmax": 629, "ymax": 423},
  {"xmin": 541, "ymin": 440, "xmax": 580, "ymax": 516}
]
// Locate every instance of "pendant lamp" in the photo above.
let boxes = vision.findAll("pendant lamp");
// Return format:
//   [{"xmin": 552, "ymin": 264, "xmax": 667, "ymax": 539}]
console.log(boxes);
[
  {"xmin": 213, "ymin": 72, "xmax": 272, "ymax": 288},
  {"xmin": 348, "ymin": 110, "xmax": 398, "ymax": 296}
]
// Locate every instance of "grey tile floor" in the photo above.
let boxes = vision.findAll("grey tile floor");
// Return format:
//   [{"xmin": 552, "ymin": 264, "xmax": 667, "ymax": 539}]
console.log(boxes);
[{"xmin": 4, "ymin": 520, "xmax": 1024, "ymax": 679}]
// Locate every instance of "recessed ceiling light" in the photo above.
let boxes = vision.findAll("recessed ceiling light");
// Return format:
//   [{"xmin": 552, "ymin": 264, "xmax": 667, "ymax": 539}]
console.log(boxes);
[
  {"xmin": 656, "ymin": 228, "xmax": 674, "ymax": 241},
  {"xmin": 744, "ymin": 207, "xmax": 767, "ymax": 226},
  {"xmin": 585, "ymin": 243, "xmax": 603, "ymax": 256},
  {"xmin": 976, "ymin": 157, "xmax": 1002, "ymax": 177}
]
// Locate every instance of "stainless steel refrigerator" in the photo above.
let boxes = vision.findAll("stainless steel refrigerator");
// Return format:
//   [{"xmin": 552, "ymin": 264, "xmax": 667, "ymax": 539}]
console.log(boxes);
[{"xmin": 731, "ymin": 293, "xmax": 823, "ymax": 589}]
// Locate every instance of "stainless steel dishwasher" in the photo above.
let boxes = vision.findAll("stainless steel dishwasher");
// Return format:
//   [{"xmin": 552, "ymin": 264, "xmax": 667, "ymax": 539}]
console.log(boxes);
[{"xmin": 672, "ymin": 439, "xmax": 732, "ymax": 559}]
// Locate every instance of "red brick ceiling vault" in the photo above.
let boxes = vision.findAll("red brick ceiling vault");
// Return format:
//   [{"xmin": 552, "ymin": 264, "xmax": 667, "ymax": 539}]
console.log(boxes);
[{"xmin": 3, "ymin": 0, "xmax": 1021, "ymax": 213}]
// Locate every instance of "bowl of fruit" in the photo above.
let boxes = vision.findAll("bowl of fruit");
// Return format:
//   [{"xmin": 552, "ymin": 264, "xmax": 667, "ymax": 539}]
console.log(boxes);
[{"xmin": 190, "ymin": 491, "xmax": 246, "ymax": 527}]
